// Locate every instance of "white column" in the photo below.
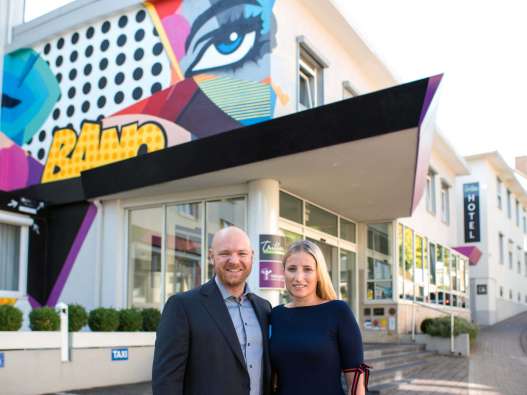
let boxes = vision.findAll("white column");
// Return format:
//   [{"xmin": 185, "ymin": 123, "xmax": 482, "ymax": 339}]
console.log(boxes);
[{"xmin": 247, "ymin": 179, "xmax": 280, "ymax": 306}]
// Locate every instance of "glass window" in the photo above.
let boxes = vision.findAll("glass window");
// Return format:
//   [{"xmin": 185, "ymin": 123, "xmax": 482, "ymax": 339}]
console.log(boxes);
[
  {"xmin": 429, "ymin": 243, "xmax": 437, "ymax": 285},
  {"xmin": 340, "ymin": 218, "xmax": 356, "ymax": 243},
  {"xmin": 298, "ymin": 46, "xmax": 323, "ymax": 110},
  {"xmin": 516, "ymin": 199, "xmax": 520, "ymax": 226},
  {"xmin": 305, "ymin": 203, "xmax": 337, "ymax": 237},
  {"xmin": 397, "ymin": 224, "xmax": 404, "ymax": 299},
  {"xmin": 507, "ymin": 189, "xmax": 511, "ymax": 218},
  {"xmin": 508, "ymin": 240, "xmax": 514, "ymax": 269},
  {"xmin": 166, "ymin": 203, "xmax": 203, "ymax": 296},
  {"xmin": 440, "ymin": 181, "xmax": 450, "ymax": 224},
  {"xmin": 340, "ymin": 249, "xmax": 356, "ymax": 308},
  {"xmin": 415, "ymin": 235, "xmax": 424, "ymax": 301},
  {"xmin": 500, "ymin": 286, "xmax": 503, "ymax": 297},
  {"xmin": 367, "ymin": 223, "xmax": 393, "ymax": 301},
  {"xmin": 518, "ymin": 247, "xmax": 522, "ymax": 274},
  {"xmin": 128, "ymin": 207, "xmax": 163, "ymax": 308},
  {"xmin": 279, "ymin": 191, "xmax": 303, "ymax": 224},
  {"xmin": 499, "ymin": 233, "xmax": 504, "ymax": 264},
  {"xmin": 497, "ymin": 177, "xmax": 502, "ymax": 209},
  {"xmin": 426, "ymin": 168, "xmax": 436, "ymax": 214},
  {"xmin": 206, "ymin": 198, "xmax": 246, "ymax": 279},
  {"xmin": 0, "ymin": 223, "xmax": 20, "ymax": 291},
  {"xmin": 524, "ymin": 252, "xmax": 527, "ymax": 277},
  {"xmin": 404, "ymin": 227, "xmax": 414, "ymax": 300}
]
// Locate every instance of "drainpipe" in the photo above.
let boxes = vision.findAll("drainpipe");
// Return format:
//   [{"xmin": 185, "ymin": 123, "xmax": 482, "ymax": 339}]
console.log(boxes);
[{"xmin": 94, "ymin": 200, "xmax": 103, "ymax": 307}]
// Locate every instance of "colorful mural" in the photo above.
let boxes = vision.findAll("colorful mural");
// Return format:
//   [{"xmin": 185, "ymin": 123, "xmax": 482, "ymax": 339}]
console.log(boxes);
[
  {"xmin": 0, "ymin": 0, "xmax": 280, "ymax": 306},
  {"xmin": 1, "ymin": 0, "xmax": 279, "ymax": 188}
]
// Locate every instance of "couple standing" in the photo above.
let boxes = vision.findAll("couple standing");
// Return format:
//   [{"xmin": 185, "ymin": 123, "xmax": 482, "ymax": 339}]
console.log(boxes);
[{"xmin": 152, "ymin": 227, "xmax": 368, "ymax": 395}]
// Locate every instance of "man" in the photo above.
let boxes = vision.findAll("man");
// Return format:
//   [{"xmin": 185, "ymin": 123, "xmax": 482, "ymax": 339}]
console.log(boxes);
[{"xmin": 152, "ymin": 226, "xmax": 272, "ymax": 395}]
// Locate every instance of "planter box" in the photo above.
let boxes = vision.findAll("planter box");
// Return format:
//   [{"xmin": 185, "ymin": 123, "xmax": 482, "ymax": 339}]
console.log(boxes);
[
  {"xmin": 414, "ymin": 333, "xmax": 470, "ymax": 356},
  {"xmin": 0, "ymin": 331, "xmax": 156, "ymax": 395}
]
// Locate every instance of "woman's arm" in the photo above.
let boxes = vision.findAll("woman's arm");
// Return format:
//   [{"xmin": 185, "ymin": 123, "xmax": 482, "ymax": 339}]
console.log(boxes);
[{"xmin": 344, "ymin": 370, "xmax": 365, "ymax": 395}]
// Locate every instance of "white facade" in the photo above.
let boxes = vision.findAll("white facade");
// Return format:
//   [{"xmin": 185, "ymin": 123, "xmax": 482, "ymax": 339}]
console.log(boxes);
[{"xmin": 456, "ymin": 152, "xmax": 527, "ymax": 325}]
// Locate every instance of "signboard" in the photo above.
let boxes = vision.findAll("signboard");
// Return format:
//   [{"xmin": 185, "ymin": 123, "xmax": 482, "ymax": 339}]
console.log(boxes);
[
  {"xmin": 111, "ymin": 348, "xmax": 128, "ymax": 361},
  {"xmin": 0, "ymin": 352, "xmax": 4, "ymax": 368},
  {"xmin": 463, "ymin": 183, "xmax": 481, "ymax": 242},
  {"xmin": 476, "ymin": 284, "xmax": 487, "ymax": 295},
  {"xmin": 259, "ymin": 235, "xmax": 285, "ymax": 289}
]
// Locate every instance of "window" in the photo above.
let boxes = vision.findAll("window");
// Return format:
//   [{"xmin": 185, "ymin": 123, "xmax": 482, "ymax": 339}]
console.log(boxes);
[
  {"xmin": 518, "ymin": 292, "xmax": 521, "ymax": 302},
  {"xmin": 366, "ymin": 223, "xmax": 393, "ymax": 300},
  {"xmin": 507, "ymin": 189, "xmax": 512, "ymax": 218},
  {"xmin": 524, "ymin": 252, "xmax": 527, "ymax": 277},
  {"xmin": 305, "ymin": 203, "xmax": 338, "ymax": 237},
  {"xmin": 499, "ymin": 233, "xmax": 504, "ymax": 264},
  {"xmin": 440, "ymin": 181, "xmax": 450, "ymax": 224},
  {"xmin": 518, "ymin": 247, "xmax": 522, "ymax": 274},
  {"xmin": 128, "ymin": 197, "xmax": 246, "ymax": 308},
  {"xmin": 516, "ymin": 199, "xmax": 520, "ymax": 226},
  {"xmin": 509, "ymin": 289, "xmax": 513, "ymax": 300},
  {"xmin": 340, "ymin": 218, "xmax": 356, "ymax": 243},
  {"xmin": 279, "ymin": 191, "xmax": 303, "ymax": 224},
  {"xmin": 508, "ymin": 240, "xmax": 514, "ymax": 270},
  {"xmin": 500, "ymin": 286, "xmax": 503, "ymax": 297},
  {"xmin": 0, "ymin": 211, "xmax": 31, "ymax": 296},
  {"xmin": 426, "ymin": 169, "xmax": 436, "ymax": 214},
  {"xmin": 497, "ymin": 177, "xmax": 503, "ymax": 209},
  {"xmin": 298, "ymin": 43, "xmax": 325, "ymax": 110},
  {"xmin": 523, "ymin": 208, "xmax": 527, "ymax": 234}
]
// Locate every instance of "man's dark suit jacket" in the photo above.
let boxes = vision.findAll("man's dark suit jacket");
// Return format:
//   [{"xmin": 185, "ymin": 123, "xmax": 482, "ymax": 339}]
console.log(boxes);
[{"xmin": 152, "ymin": 278, "xmax": 272, "ymax": 395}]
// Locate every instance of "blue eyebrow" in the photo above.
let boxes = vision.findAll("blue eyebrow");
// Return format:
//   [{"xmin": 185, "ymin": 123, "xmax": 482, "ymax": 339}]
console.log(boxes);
[{"xmin": 184, "ymin": 0, "xmax": 259, "ymax": 53}]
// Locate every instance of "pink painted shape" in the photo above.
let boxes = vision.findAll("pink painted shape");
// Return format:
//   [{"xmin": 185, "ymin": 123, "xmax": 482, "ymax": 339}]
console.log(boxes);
[
  {"xmin": 162, "ymin": 13, "xmax": 190, "ymax": 60},
  {"xmin": 453, "ymin": 245, "xmax": 482, "ymax": 265},
  {"xmin": 0, "ymin": 145, "xmax": 29, "ymax": 191}
]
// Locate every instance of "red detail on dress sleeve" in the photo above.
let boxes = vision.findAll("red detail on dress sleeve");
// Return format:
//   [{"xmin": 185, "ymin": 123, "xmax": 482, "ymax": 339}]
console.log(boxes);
[{"xmin": 343, "ymin": 363, "xmax": 371, "ymax": 395}]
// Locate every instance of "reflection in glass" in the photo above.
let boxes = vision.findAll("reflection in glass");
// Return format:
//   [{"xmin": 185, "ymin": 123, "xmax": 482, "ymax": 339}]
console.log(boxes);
[
  {"xmin": 397, "ymin": 223, "xmax": 404, "ymax": 299},
  {"xmin": 404, "ymin": 227, "xmax": 414, "ymax": 300},
  {"xmin": 166, "ymin": 203, "xmax": 203, "ymax": 297},
  {"xmin": 305, "ymin": 204, "xmax": 338, "ymax": 236},
  {"xmin": 129, "ymin": 207, "xmax": 163, "ymax": 308},
  {"xmin": 340, "ymin": 218, "xmax": 356, "ymax": 243},
  {"xmin": 206, "ymin": 198, "xmax": 246, "ymax": 279},
  {"xmin": 280, "ymin": 192, "xmax": 303, "ymax": 224},
  {"xmin": 340, "ymin": 250, "xmax": 356, "ymax": 310}
]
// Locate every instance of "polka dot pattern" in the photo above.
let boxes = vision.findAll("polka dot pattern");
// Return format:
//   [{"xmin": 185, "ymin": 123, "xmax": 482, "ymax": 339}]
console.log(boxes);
[{"xmin": 24, "ymin": 6, "xmax": 171, "ymax": 165}]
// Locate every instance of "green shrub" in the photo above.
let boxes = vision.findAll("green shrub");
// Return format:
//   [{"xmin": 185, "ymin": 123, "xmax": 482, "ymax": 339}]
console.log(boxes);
[
  {"xmin": 88, "ymin": 307, "xmax": 119, "ymax": 332},
  {"xmin": 68, "ymin": 304, "xmax": 88, "ymax": 332},
  {"xmin": 29, "ymin": 307, "xmax": 60, "ymax": 331},
  {"xmin": 142, "ymin": 308, "xmax": 161, "ymax": 332},
  {"xmin": 420, "ymin": 318, "xmax": 434, "ymax": 334},
  {"xmin": 0, "ymin": 305, "xmax": 23, "ymax": 331},
  {"xmin": 118, "ymin": 308, "xmax": 143, "ymax": 332},
  {"xmin": 423, "ymin": 316, "xmax": 479, "ymax": 342}
]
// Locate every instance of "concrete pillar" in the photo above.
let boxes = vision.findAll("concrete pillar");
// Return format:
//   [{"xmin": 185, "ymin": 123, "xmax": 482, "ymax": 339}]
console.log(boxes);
[{"xmin": 247, "ymin": 179, "xmax": 280, "ymax": 306}]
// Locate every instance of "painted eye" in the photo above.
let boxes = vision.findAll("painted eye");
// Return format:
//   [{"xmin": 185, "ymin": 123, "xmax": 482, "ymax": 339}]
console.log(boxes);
[{"xmin": 190, "ymin": 30, "xmax": 256, "ymax": 73}]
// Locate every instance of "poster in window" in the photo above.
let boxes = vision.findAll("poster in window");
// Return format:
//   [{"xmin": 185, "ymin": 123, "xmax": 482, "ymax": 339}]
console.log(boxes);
[{"xmin": 259, "ymin": 234, "xmax": 285, "ymax": 288}]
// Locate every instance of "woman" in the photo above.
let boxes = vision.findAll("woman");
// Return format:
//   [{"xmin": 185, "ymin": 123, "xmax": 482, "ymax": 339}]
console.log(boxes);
[{"xmin": 270, "ymin": 240, "xmax": 369, "ymax": 395}]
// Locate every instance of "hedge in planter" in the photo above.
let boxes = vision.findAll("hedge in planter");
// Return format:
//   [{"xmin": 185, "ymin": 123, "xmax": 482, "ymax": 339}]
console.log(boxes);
[
  {"xmin": 29, "ymin": 307, "xmax": 60, "ymax": 331},
  {"xmin": 142, "ymin": 308, "xmax": 161, "ymax": 332},
  {"xmin": 68, "ymin": 304, "xmax": 88, "ymax": 332},
  {"xmin": 422, "ymin": 316, "xmax": 479, "ymax": 342},
  {"xmin": 88, "ymin": 307, "xmax": 119, "ymax": 332},
  {"xmin": 118, "ymin": 308, "xmax": 143, "ymax": 331},
  {"xmin": 0, "ymin": 304, "xmax": 23, "ymax": 331}
]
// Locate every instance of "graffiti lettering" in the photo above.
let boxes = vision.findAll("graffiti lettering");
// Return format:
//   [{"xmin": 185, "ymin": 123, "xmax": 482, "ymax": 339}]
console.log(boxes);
[{"xmin": 42, "ymin": 121, "xmax": 166, "ymax": 183}]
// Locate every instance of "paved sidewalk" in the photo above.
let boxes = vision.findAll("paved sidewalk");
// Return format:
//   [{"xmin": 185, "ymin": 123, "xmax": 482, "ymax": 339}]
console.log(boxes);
[
  {"xmin": 389, "ymin": 311, "xmax": 527, "ymax": 395},
  {"xmin": 57, "ymin": 312, "xmax": 527, "ymax": 395}
]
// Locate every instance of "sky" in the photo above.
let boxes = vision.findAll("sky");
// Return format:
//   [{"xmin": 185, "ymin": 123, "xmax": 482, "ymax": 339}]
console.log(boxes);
[{"xmin": 24, "ymin": 0, "xmax": 527, "ymax": 167}]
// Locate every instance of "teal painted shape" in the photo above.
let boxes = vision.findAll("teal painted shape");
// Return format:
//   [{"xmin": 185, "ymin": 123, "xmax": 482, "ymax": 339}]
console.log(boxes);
[{"xmin": 1, "ymin": 48, "xmax": 60, "ymax": 145}]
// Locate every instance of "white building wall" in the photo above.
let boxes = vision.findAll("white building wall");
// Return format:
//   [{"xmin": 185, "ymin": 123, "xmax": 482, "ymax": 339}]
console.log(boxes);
[
  {"xmin": 271, "ymin": 0, "xmax": 394, "ymax": 118},
  {"xmin": 456, "ymin": 157, "xmax": 527, "ymax": 325},
  {"xmin": 399, "ymin": 147, "xmax": 460, "ymax": 248}
]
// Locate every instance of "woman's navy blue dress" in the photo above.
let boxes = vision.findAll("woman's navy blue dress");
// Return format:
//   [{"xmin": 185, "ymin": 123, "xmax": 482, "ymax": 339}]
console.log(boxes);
[{"xmin": 270, "ymin": 300, "xmax": 364, "ymax": 395}]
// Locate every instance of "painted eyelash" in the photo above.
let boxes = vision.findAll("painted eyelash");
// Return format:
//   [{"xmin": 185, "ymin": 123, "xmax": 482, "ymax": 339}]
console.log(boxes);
[{"xmin": 186, "ymin": 14, "xmax": 266, "ymax": 77}]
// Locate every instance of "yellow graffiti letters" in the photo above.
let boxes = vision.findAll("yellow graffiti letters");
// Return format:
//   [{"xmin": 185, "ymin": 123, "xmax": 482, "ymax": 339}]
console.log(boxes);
[{"xmin": 42, "ymin": 121, "xmax": 166, "ymax": 183}]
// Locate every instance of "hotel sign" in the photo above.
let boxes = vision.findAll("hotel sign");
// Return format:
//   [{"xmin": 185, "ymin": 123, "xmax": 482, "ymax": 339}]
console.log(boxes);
[{"xmin": 463, "ymin": 183, "xmax": 480, "ymax": 242}]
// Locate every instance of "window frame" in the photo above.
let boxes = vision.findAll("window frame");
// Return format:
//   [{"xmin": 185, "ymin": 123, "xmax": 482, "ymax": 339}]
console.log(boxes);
[
  {"xmin": 440, "ymin": 179, "xmax": 450, "ymax": 224},
  {"xmin": 0, "ymin": 210, "xmax": 32, "ymax": 298},
  {"xmin": 497, "ymin": 176, "xmax": 503, "ymax": 209},
  {"xmin": 426, "ymin": 168, "xmax": 437, "ymax": 215},
  {"xmin": 296, "ymin": 36, "xmax": 327, "ymax": 111}
]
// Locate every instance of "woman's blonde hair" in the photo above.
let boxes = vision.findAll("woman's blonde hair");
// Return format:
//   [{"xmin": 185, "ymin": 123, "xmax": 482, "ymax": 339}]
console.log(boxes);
[{"xmin": 282, "ymin": 239, "xmax": 337, "ymax": 301}]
